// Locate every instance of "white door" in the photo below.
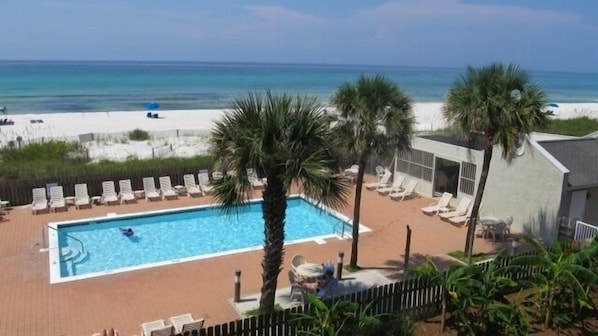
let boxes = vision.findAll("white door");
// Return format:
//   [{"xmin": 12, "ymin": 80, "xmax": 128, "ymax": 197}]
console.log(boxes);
[{"xmin": 569, "ymin": 191, "xmax": 587, "ymax": 220}]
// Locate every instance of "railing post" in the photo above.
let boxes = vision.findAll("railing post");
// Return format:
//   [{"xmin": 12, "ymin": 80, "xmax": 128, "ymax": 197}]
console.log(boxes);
[
  {"xmin": 234, "ymin": 270, "xmax": 242, "ymax": 303},
  {"xmin": 336, "ymin": 252, "xmax": 344, "ymax": 280}
]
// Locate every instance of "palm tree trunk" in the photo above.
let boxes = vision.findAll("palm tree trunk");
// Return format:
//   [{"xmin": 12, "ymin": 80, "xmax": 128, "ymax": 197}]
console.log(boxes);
[
  {"xmin": 259, "ymin": 175, "xmax": 288, "ymax": 315},
  {"xmin": 464, "ymin": 142, "xmax": 493, "ymax": 263},
  {"xmin": 349, "ymin": 155, "xmax": 368, "ymax": 267}
]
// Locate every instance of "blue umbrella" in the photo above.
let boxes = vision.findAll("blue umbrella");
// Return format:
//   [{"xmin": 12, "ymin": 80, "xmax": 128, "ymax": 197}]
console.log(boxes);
[
  {"xmin": 147, "ymin": 102, "xmax": 160, "ymax": 110},
  {"xmin": 547, "ymin": 103, "xmax": 559, "ymax": 108}
]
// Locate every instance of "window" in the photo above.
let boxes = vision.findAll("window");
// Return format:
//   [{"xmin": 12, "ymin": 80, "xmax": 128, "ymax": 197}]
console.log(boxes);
[
  {"xmin": 397, "ymin": 149, "xmax": 434, "ymax": 182},
  {"xmin": 459, "ymin": 162, "xmax": 476, "ymax": 195}
]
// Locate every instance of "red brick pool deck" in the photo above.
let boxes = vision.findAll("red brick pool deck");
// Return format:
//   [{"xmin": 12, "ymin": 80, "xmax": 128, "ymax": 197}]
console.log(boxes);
[{"xmin": 0, "ymin": 179, "xmax": 511, "ymax": 335}]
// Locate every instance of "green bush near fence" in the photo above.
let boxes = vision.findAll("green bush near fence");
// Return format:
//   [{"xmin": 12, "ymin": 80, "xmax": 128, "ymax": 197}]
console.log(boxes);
[
  {"xmin": 0, "ymin": 140, "xmax": 214, "ymax": 182},
  {"xmin": 128, "ymin": 128, "xmax": 151, "ymax": 141}
]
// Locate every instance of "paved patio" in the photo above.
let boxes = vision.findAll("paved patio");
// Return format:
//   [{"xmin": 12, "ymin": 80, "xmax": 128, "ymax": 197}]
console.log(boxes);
[{"xmin": 0, "ymin": 178, "xmax": 512, "ymax": 335}]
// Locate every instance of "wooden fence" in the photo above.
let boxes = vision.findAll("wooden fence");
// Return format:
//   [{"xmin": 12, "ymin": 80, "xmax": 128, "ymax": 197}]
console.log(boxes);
[
  {"xmin": 0, "ymin": 167, "xmax": 207, "ymax": 206},
  {"xmin": 186, "ymin": 251, "xmax": 540, "ymax": 336}
]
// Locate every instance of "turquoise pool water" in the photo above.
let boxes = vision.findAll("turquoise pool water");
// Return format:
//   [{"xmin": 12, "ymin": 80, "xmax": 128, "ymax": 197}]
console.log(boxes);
[{"xmin": 54, "ymin": 197, "xmax": 352, "ymax": 280}]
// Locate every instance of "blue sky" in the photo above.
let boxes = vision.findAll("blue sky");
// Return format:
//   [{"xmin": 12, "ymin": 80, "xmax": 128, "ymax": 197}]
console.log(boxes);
[{"xmin": 1, "ymin": 0, "xmax": 597, "ymax": 72}]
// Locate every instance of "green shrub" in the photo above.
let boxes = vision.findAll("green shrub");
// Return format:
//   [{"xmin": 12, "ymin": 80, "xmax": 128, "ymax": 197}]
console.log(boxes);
[
  {"xmin": 536, "ymin": 116, "xmax": 598, "ymax": 137},
  {"xmin": 0, "ymin": 140, "xmax": 85, "ymax": 162},
  {"xmin": 128, "ymin": 128, "xmax": 150, "ymax": 141}
]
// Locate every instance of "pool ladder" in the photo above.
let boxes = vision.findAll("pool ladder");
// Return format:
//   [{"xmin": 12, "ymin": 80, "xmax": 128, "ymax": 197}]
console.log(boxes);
[
  {"xmin": 333, "ymin": 221, "xmax": 349, "ymax": 239},
  {"xmin": 42, "ymin": 226, "xmax": 89, "ymax": 276}
]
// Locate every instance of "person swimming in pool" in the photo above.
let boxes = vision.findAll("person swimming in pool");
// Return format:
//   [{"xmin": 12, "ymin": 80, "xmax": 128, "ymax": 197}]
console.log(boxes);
[{"xmin": 120, "ymin": 228, "xmax": 134, "ymax": 237}]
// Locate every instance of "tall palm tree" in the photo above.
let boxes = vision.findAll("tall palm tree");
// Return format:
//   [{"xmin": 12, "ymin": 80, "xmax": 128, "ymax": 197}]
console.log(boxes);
[
  {"xmin": 443, "ymin": 63, "xmax": 550, "ymax": 263},
  {"xmin": 210, "ymin": 91, "xmax": 351, "ymax": 315},
  {"xmin": 331, "ymin": 75, "xmax": 414, "ymax": 267}
]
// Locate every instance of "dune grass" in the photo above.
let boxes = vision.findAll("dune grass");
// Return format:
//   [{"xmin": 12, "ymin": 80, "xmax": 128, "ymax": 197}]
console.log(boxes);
[{"xmin": 535, "ymin": 116, "xmax": 598, "ymax": 137}]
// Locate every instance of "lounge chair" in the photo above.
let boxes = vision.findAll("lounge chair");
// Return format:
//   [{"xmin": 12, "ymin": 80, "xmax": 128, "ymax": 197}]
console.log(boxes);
[
  {"xmin": 101, "ymin": 181, "xmax": 119, "ymax": 206},
  {"xmin": 31, "ymin": 187, "xmax": 48, "ymax": 214},
  {"xmin": 377, "ymin": 175, "xmax": 405, "ymax": 195},
  {"xmin": 247, "ymin": 168, "xmax": 265, "ymax": 189},
  {"xmin": 344, "ymin": 164, "xmax": 359, "ymax": 176},
  {"xmin": 212, "ymin": 171, "xmax": 223, "ymax": 181},
  {"xmin": 448, "ymin": 206, "xmax": 474, "ymax": 227},
  {"xmin": 291, "ymin": 254, "xmax": 307, "ymax": 270},
  {"xmin": 365, "ymin": 170, "xmax": 392, "ymax": 191},
  {"xmin": 49, "ymin": 186, "xmax": 67, "ymax": 212},
  {"xmin": 118, "ymin": 179, "xmax": 137, "ymax": 204},
  {"xmin": 74, "ymin": 183, "xmax": 91, "ymax": 209},
  {"xmin": 140, "ymin": 319, "xmax": 174, "ymax": 336},
  {"xmin": 183, "ymin": 174, "xmax": 202, "ymax": 197},
  {"xmin": 389, "ymin": 180, "xmax": 418, "ymax": 201},
  {"xmin": 142, "ymin": 177, "xmax": 162, "ymax": 201},
  {"xmin": 159, "ymin": 176, "xmax": 178, "ymax": 200},
  {"xmin": 421, "ymin": 192, "xmax": 453, "ymax": 216},
  {"xmin": 169, "ymin": 314, "xmax": 205, "ymax": 334},
  {"xmin": 375, "ymin": 165, "xmax": 386, "ymax": 180},
  {"xmin": 439, "ymin": 197, "xmax": 471, "ymax": 220},
  {"xmin": 198, "ymin": 170, "xmax": 214, "ymax": 195}
]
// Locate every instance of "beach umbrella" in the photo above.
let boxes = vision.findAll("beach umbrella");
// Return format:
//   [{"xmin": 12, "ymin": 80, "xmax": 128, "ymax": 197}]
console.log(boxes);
[
  {"xmin": 547, "ymin": 103, "xmax": 559, "ymax": 108},
  {"xmin": 146, "ymin": 102, "xmax": 160, "ymax": 110}
]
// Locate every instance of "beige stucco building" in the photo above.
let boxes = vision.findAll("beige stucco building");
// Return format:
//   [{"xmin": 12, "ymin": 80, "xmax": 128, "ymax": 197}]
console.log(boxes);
[{"xmin": 393, "ymin": 133, "xmax": 598, "ymax": 243}]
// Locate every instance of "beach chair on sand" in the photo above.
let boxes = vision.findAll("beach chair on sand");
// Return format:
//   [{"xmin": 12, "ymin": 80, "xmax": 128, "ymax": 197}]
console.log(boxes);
[
  {"xmin": 198, "ymin": 170, "xmax": 214, "ymax": 196},
  {"xmin": 159, "ymin": 176, "xmax": 178, "ymax": 200},
  {"xmin": 169, "ymin": 314, "xmax": 205, "ymax": 334},
  {"xmin": 143, "ymin": 177, "xmax": 162, "ymax": 201},
  {"xmin": 183, "ymin": 174, "xmax": 202, "ymax": 197},
  {"xmin": 389, "ymin": 180, "xmax": 418, "ymax": 201},
  {"xmin": 140, "ymin": 319, "xmax": 174, "ymax": 336},
  {"xmin": 118, "ymin": 179, "xmax": 136, "ymax": 204},
  {"xmin": 50, "ymin": 186, "xmax": 67, "ymax": 212},
  {"xmin": 74, "ymin": 183, "xmax": 91, "ymax": 209},
  {"xmin": 101, "ymin": 181, "xmax": 119, "ymax": 206},
  {"xmin": 31, "ymin": 187, "xmax": 48, "ymax": 215},
  {"xmin": 421, "ymin": 192, "xmax": 453, "ymax": 216}
]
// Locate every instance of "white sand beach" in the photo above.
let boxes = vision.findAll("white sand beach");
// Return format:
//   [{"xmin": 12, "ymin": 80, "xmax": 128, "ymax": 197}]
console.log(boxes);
[{"xmin": 0, "ymin": 103, "xmax": 596, "ymax": 162}]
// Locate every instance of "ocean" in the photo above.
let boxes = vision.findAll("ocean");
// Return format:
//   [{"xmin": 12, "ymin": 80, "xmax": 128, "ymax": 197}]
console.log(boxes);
[{"xmin": 0, "ymin": 61, "xmax": 596, "ymax": 114}]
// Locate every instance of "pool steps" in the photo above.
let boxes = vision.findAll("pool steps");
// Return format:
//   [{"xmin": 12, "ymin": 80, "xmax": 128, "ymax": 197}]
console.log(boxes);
[{"xmin": 60, "ymin": 247, "xmax": 89, "ymax": 276}]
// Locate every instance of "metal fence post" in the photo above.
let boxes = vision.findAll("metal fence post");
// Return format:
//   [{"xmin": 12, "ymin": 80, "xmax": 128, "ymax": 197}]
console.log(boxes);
[{"xmin": 234, "ymin": 270, "xmax": 242, "ymax": 303}]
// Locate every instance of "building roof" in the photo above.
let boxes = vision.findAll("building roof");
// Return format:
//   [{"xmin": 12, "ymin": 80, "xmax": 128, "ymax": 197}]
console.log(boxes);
[
  {"xmin": 419, "ymin": 134, "xmax": 486, "ymax": 151},
  {"xmin": 539, "ymin": 138, "xmax": 598, "ymax": 189}
]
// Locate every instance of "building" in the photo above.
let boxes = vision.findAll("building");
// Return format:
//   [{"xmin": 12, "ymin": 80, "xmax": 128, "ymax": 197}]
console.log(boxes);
[{"xmin": 394, "ymin": 133, "xmax": 598, "ymax": 243}]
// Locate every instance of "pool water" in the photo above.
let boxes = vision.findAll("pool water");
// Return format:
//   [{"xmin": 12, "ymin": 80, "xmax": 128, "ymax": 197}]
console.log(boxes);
[{"xmin": 53, "ymin": 196, "xmax": 355, "ymax": 281}]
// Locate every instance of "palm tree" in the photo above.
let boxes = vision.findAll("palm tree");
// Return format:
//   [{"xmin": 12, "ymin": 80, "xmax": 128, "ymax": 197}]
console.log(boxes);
[
  {"xmin": 443, "ymin": 63, "xmax": 550, "ymax": 263},
  {"xmin": 210, "ymin": 91, "xmax": 350, "ymax": 315},
  {"xmin": 331, "ymin": 75, "xmax": 414, "ymax": 267}
]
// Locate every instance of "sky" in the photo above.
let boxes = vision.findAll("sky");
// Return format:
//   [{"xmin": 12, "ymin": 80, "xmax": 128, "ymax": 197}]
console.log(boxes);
[{"xmin": 0, "ymin": 0, "xmax": 597, "ymax": 73}]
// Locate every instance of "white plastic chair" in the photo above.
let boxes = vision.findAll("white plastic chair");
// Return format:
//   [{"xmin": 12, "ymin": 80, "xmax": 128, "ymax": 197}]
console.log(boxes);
[
  {"xmin": 421, "ymin": 192, "xmax": 453, "ymax": 215},
  {"xmin": 101, "ymin": 181, "xmax": 119, "ymax": 205},
  {"xmin": 159, "ymin": 176, "xmax": 178, "ymax": 200},
  {"xmin": 118, "ymin": 179, "xmax": 136, "ymax": 204},
  {"xmin": 31, "ymin": 187, "xmax": 48, "ymax": 215},
  {"xmin": 142, "ymin": 177, "xmax": 161, "ymax": 201},
  {"xmin": 74, "ymin": 183, "xmax": 91, "ymax": 209},
  {"xmin": 389, "ymin": 180, "xmax": 418, "ymax": 201},
  {"xmin": 183, "ymin": 174, "xmax": 202, "ymax": 197},
  {"xmin": 49, "ymin": 186, "xmax": 67, "ymax": 212}
]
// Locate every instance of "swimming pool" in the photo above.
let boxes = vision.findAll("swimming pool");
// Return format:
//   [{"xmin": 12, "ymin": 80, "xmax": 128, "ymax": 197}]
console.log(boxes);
[{"xmin": 48, "ymin": 195, "xmax": 370, "ymax": 283}]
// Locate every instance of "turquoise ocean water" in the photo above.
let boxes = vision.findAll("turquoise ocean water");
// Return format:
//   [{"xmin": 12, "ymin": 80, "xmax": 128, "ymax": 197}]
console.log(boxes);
[{"xmin": 0, "ymin": 61, "xmax": 596, "ymax": 114}]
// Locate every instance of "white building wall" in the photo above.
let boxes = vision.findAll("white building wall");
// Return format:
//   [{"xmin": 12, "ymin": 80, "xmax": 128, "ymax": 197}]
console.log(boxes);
[{"xmin": 483, "ymin": 140, "xmax": 568, "ymax": 242}]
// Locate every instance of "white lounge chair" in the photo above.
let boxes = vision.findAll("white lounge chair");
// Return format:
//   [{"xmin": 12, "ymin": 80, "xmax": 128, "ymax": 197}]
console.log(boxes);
[
  {"xmin": 31, "ymin": 187, "xmax": 48, "ymax": 215},
  {"xmin": 212, "ymin": 171, "xmax": 223, "ymax": 181},
  {"xmin": 247, "ymin": 168, "xmax": 265, "ymax": 189},
  {"xmin": 183, "ymin": 174, "xmax": 202, "ymax": 197},
  {"xmin": 169, "ymin": 314, "xmax": 205, "ymax": 334},
  {"xmin": 389, "ymin": 180, "xmax": 418, "ymax": 201},
  {"xmin": 140, "ymin": 319, "xmax": 174, "ymax": 336},
  {"xmin": 439, "ymin": 197, "xmax": 472, "ymax": 220},
  {"xmin": 377, "ymin": 175, "xmax": 405, "ymax": 195},
  {"xmin": 159, "ymin": 176, "xmax": 178, "ymax": 200},
  {"xmin": 49, "ymin": 186, "xmax": 67, "ymax": 212},
  {"xmin": 421, "ymin": 192, "xmax": 453, "ymax": 215},
  {"xmin": 449, "ymin": 205, "xmax": 474, "ymax": 227},
  {"xmin": 365, "ymin": 170, "xmax": 392, "ymax": 191},
  {"xmin": 198, "ymin": 170, "xmax": 214, "ymax": 195},
  {"xmin": 118, "ymin": 179, "xmax": 137, "ymax": 204},
  {"xmin": 143, "ymin": 177, "xmax": 162, "ymax": 201},
  {"xmin": 101, "ymin": 181, "xmax": 119, "ymax": 205},
  {"xmin": 344, "ymin": 164, "xmax": 359, "ymax": 175},
  {"xmin": 74, "ymin": 183, "xmax": 91, "ymax": 209}
]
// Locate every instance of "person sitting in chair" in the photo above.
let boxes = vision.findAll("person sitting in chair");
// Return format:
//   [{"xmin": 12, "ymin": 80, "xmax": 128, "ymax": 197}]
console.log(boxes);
[
  {"xmin": 301, "ymin": 265, "xmax": 337, "ymax": 298},
  {"xmin": 120, "ymin": 228, "xmax": 134, "ymax": 237}
]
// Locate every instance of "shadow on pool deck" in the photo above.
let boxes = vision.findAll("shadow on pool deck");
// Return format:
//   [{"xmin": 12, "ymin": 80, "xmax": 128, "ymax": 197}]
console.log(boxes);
[{"xmin": 231, "ymin": 269, "xmax": 393, "ymax": 317}]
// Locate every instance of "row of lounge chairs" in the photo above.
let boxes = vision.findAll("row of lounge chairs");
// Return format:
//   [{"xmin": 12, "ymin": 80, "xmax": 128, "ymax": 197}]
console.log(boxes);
[
  {"xmin": 141, "ymin": 313, "xmax": 204, "ymax": 336},
  {"xmin": 364, "ymin": 171, "xmax": 419, "ymax": 201},
  {"xmin": 30, "ymin": 173, "xmax": 219, "ymax": 215}
]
